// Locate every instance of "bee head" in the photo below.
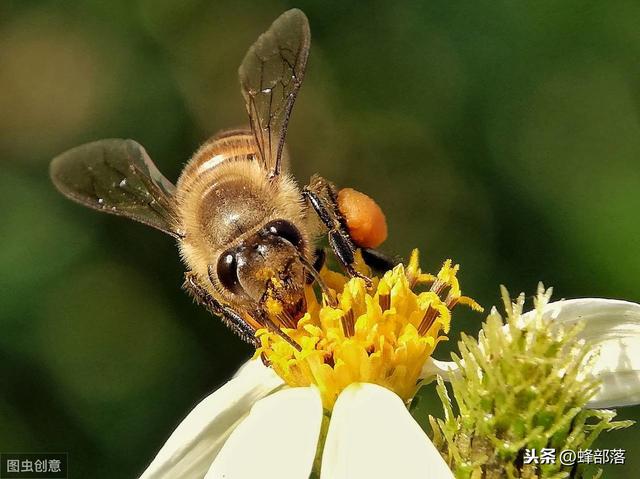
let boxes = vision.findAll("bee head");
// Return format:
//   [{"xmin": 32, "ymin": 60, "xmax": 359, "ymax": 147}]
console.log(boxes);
[{"xmin": 214, "ymin": 219, "xmax": 307, "ymax": 324}]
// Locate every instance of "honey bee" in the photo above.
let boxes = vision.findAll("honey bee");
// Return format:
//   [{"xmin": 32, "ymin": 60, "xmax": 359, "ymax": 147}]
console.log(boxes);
[{"xmin": 50, "ymin": 9, "xmax": 393, "ymax": 347}]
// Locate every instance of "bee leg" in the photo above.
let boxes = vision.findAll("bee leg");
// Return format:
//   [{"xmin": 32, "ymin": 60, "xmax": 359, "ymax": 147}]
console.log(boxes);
[
  {"xmin": 313, "ymin": 247, "xmax": 327, "ymax": 271},
  {"xmin": 302, "ymin": 175, "xmax": 371, "ymax": 286},
  {"xmin": 361, "ymin": 247, "xmax": 401, "ymax": 273},
  {"xmin": 305, "ymin": 248, "xmax": 326, "ymax": 284},
  {"xmin": 183, "ymin": 272, "xmax": 258, "ymax": 347},
  {"xmin": 299, "ymin": 249, "xmax": 338, "ymax": 306}
]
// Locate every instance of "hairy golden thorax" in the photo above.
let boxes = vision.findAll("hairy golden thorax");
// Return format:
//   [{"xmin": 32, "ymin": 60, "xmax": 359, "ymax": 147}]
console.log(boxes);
[{"xmin": 176, "ymin": 130, "xmax": 315, "ymax": 312}]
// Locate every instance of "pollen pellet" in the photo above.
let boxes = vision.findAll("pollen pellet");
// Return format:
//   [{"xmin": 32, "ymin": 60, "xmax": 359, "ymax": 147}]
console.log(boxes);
[{"xmin": 337, "ymin": 188, "xmax": 388, "ymax": 248}]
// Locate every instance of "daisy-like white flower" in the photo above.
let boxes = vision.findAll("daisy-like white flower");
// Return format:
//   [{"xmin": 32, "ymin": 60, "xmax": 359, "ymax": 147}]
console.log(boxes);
[
  {"xmin": 141, "ymin": 250, "xmax": 476, "ymax": 478},
  {"xmin": 140, "ymin": 363, "xmax": 454, "ymax": 478},
  {"xmin": 427, "ymin": 286, "xmax": 638, "ymax": 478},
  {"xmin": 521, "ymin": 296, "xmax": 640, "ymax": 408},
  {"xmin": 422, "ymin": 287, "xmax": 640, "ymax": 409},
  {"xmin": 140, "ymin": 252, "xmax": 640, "ymax": 478}
]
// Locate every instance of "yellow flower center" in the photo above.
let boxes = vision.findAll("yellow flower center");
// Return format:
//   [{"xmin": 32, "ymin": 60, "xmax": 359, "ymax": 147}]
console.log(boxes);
[{"xmin": 255, "ymin": 250, "xmax": 482, "ymax": 409}]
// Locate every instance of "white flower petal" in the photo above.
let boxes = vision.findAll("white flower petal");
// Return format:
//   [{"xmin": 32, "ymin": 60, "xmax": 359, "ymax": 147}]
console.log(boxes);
[
  {"xmin": 420, "ymin": 356, "xmax": 460, "ymax": 381},
  {"xmin": 139, "ymin": 359, "xmax": 284, "ymax": 479},
  {"xmin": 523, "ymin": 298, "xmax": 640, "ymax": 408},
  {"xmin": 206, "ymin": 387, "xmax": 322, "ymax": 479},
  {"xmin": 321, "ymin": 383, "xmax": 453, "ymax": 479}
]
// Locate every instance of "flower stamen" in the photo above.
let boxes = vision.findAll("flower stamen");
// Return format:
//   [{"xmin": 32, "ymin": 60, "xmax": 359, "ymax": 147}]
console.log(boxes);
[
  {"xmin": 340, "ymin": 309, "xmax": 355, "ymax": 337},
  {"xmin": 430, "ymin": 279, "xmax": 451, "ymax": 297},
  {"xmin": 378, "ymin": 292, "xmax": 391, "ymax": 311},
  {"xmin": 419, "ymin": 305, "xmax": 441, "ymax": 336},
  {"xmin": 256, "ymin": 249, "xmax": 482, "ymax": 409}
]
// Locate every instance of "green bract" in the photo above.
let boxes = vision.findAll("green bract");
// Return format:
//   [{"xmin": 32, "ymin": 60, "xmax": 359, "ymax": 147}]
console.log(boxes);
[{"xmin": 429, "ymin": 285, "xmax": 633, "ymax": 479}]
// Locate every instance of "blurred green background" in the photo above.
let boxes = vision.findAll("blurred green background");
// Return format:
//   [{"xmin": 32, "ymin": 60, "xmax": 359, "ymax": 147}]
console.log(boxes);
[{"xmin": 1, "ymin": 0, "xmax": 639, "ymax": 477}]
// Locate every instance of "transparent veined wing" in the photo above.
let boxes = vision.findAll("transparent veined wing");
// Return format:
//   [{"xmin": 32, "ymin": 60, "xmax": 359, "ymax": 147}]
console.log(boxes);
[
  {"xmin": 238, "ymin": 8, "xmax": 310, "ymax": 177},
  {"xmin": 50, "ymin": 139, "xmax": 182, "ymax": 238}
]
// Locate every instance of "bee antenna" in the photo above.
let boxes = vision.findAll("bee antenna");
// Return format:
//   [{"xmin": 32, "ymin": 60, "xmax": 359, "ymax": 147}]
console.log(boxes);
[
  {"xmin": 260, "ymin": 313, "xmax": 302, "ymax": 352},
  {"xmin": 298, "ymin": 253, "xmax": 338, "ymax": 307}
]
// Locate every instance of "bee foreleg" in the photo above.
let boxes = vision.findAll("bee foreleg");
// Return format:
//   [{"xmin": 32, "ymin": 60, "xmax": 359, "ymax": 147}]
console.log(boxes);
[
  {"xmin": 302, "ymin": 175, "xmax": 371, "ymax": 286},
  {"xmin": 183, "ymin": 272, "xmax": 258, "ymax": 347}
]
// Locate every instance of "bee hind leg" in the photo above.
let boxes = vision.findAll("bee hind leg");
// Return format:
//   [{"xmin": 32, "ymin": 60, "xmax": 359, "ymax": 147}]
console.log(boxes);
[
  {"xmin": 361, "ymin": 247, "xmax": 401, "ymax": 273},
  {"xmin": 303, "ymin": 175, "xmax": 371, "ymax": 285},
  {"xmin": 183, "ymin": 272, "xmax": 258, "ymax": 347}
]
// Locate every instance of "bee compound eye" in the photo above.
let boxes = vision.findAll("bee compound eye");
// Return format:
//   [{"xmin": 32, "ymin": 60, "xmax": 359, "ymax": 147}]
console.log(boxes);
[
  {"xmin": 264, "ymin": 220, "xmax": 303, "ymax": 249},
  {"xmin": 216, "ymin": 251, "xmax": 242, "ymax": 294}
]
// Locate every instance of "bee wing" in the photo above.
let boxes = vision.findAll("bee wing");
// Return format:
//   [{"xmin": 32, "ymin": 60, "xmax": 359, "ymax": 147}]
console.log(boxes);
[
  {"xmin": 50, "ymin": 139, "xmax": 181, "ymax": 238},
  {"xmin": 238, "ymin": 8, "xmax": 310, "ymax": 177}
]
